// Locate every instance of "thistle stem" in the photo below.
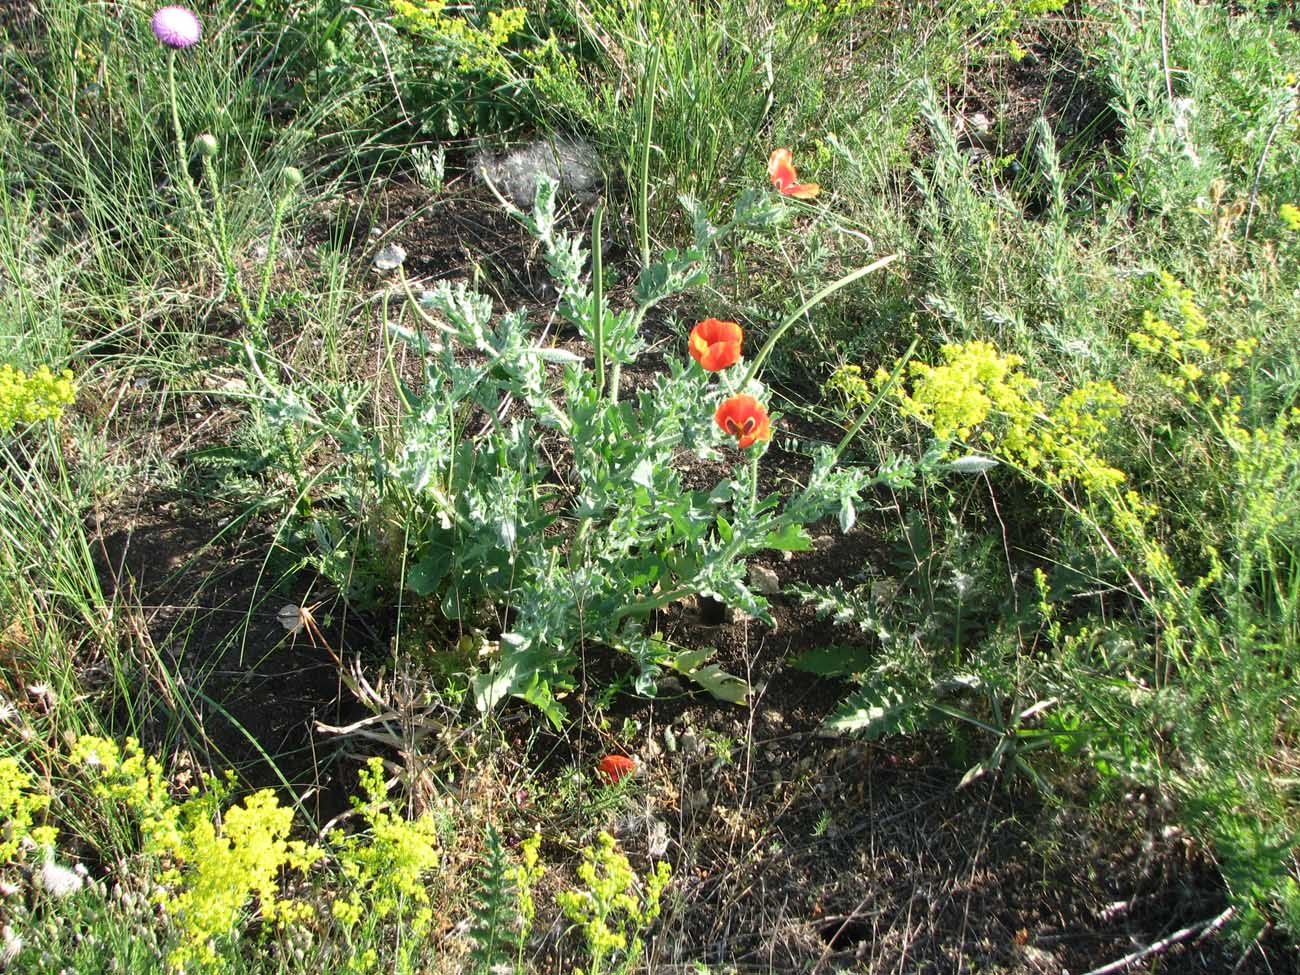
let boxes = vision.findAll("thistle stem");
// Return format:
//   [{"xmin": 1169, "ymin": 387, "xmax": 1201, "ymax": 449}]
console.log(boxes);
[
  {"xmin": 202, "ymin": 154, "xmax": 253, "ymax": 328},
  {"xmin": 166, "ymin": 51, "xmax": 202, "ymax": 227},
  {"xmin": 255, "ymin": 190, "xmax": 292, "ymax": 327}
]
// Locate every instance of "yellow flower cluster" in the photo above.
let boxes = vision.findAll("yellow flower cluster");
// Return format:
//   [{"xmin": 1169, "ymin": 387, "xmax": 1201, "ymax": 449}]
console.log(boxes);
[
  {"xmin": 512, "ymin": 831, "xmax": 544, "ymax": 926},
  {"xmin": 30, "ymin": 735, "xmax": 656, "ymax": 974},
  {"xmin": 163, "ymin": 790, "xmax": 320, "ymax": 968},
  {"xmin": 71, "ymin": 737, "xmax": 320, "ymax": 970},
  {"xmin": 1280, "ymin": 203, "xmax": 1300, "ymax": 232},
  {"xmin": 330, "ymin": 757, "xmax": 442, "ymax": 936},
  {"xmin": 962, "ymin": 0, "xmax": 1068, "ymax": 56},
  {"xmin": 390, "ymin": 0, "xmax": 527, "ymax": 75},
  {"xmin": 884, "ymin": 340, "xmax": 1038, "ymax": 442},
  {"xmin": 1129, "ymin": 271, "xmax": 1255, "ymax": 408},
  {"xmin": 0, "ymin": 364, "xmax": 75, "ymax": 432},
  {"xmin": 852, "ymin": 340, "xmax": 1127, "ymax": 493},
  {"xmin": 782, "ymin": 0, "xmax": 876, "ymax": 21},
  {"xmin": 0, "ymin": 756, "xmax": 57, "ymax": 864},
  {"xmin": 557, "ymin": 831, "xmax": 671, "ymax": 975}
]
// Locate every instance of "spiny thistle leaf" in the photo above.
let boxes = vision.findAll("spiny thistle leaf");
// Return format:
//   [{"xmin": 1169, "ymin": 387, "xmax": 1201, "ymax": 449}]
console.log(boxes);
[{"xmin": 824, "ymin": 682, "xmax": 933, "ymax": 739}]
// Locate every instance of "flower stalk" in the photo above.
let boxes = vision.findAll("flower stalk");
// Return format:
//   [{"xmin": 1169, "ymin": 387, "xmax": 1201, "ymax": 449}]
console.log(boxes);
[{"xmin": 741, "ymin": 253, "xmax": 899, "ymax": 389}]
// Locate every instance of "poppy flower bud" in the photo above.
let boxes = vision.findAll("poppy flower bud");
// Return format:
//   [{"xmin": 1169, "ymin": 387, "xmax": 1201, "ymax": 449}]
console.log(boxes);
[
  {"xmin": 689, "ymin": 318, "xmax": 743, "ymax": 372},
  {"xmin": 715, "ymin": 394, "xmax": 772, "ymax": 449}
]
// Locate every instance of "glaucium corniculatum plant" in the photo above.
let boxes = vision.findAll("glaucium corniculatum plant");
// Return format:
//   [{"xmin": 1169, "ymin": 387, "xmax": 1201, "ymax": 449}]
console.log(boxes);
[{"xmin": 248, "ymin": 174, "xmax": 906, "ymax": 723}]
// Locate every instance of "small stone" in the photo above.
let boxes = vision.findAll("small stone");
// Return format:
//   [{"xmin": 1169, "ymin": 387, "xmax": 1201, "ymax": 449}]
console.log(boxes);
[
  {"xmin": 656, "ymin": 676, "xmax": 683, "ymax": 695},
  {"xmin": 726, "ymin": 606, "xmax": 754, "ymax": 625},
  {"xmin": 276, "ymin": 605, "xmax": 305, "ymax": 635},
  {"xmin": 682, "ymin": 788, "xmax": 710, "ymax": 816},
  {"xmin": 373, "ymin": 243, "xmax": 407, "ymax": 271},
  {"xmin": 748, "ymin": 564, "xmax": 780, "ymax": 595},
  {"xmin": 646, "ymin": 818, "xmax": 669, "ymax": 857}
]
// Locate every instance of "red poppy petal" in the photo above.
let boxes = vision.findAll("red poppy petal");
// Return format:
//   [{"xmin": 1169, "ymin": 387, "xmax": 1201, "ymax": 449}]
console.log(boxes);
[
  {"xmin": 596, "ymin": 755, "xmax": 636, "ymax": 784},
  {"xmin": 768, "ymin": 148, "xmax": 794, "ymax": 178},
  {"xmin": 770, "ymin": 162, "xmax": 796, "ymax": 191},
  {"xmin": 783, "ymin": 181, "xmax": 821, "ymax": 199}
]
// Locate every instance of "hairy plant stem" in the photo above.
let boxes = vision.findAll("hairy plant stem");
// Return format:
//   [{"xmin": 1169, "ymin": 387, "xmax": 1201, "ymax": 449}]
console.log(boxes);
[
  {"xmin": 166, "ymin": 52, "xmax": 200, "ymax": 218},
  {"xmin": 591, "ymin": 202, "xmax": 606, "ymax": 392},
  {"xmin": 741, "ymin": 253, "xmax": 899, "ymax": 389},
  {"xmin": 609, "ymin": 362, "xmax": 622, "ymax": 403},
  {"xmin": 201, "ymin": 154, "xmax": 254, "ymax": 328},
  {"xmin": 255, "ymin": 190, "xmax": 293, "ymax": 326}
]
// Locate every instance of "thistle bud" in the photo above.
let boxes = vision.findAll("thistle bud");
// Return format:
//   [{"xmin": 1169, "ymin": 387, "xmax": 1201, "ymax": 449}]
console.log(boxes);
[
  {"xmin": 195, "ymin": 133, "xmax": 219, "ymax": 158},
  {"xmin": 281, "ymin": 166, "xmax": 304, "ymax": 190}
]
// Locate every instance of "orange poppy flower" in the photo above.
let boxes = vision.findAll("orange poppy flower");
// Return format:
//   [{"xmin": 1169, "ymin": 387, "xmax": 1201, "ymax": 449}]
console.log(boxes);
[
  {"xmin": 767, "ymin": 148, "xmax": 821, "ymax": 199},
  {"xmin": 715, "ymin": 394, "xmax": 772, "ymax": 449},
  {"xmin": 689, "ymin": 318, "xmax": 744, "ymax": 371},
  {"xmin": 596, "ymin": 754, "xmax": 636, "ymax": 784}
]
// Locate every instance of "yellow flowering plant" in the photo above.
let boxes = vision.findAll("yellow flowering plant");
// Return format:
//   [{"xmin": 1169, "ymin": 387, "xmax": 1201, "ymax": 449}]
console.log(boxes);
[
  {"xmin": 0, "ymin": 364, "xmax": 75, "ymax": 433},
  {"xmin": 329, "ymin": 757, "xmax": 442, "ymax": 941},
  {"xmin": 831, "ymin": 339, "xmax": 1129, "ymax": 493},
  {"xmin": 0, "ymin": 755, "xmax": 57, "ymax": 865},
  {"xmin": 386, "ymin": 0, "xmax": 582, "ymax": 135},
  {"xmin": 557, "ymin": 831, "xmax": 671, "ymax": 975},
  {"xmin": 69, "ymin": 736, "xmax": 321, "ymax": 971}
]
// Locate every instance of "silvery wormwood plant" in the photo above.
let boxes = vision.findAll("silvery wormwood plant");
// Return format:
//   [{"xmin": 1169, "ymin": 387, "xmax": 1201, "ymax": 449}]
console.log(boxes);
[{"xmin": 247, "ymin": 176, "xmax": 913, "ymax": 725}]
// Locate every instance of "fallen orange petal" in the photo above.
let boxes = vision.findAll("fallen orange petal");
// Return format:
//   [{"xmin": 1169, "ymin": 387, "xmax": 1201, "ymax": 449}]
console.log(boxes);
[
  {"xmin": 767, "ymin": 147, "xmax": 821, "ymax": 199},
  {"xmin": 596, "ymin": 754, "xmax": 636, "ymax": 784},
  {"xmin": 783, "ymin": 181, "xmax": 820, "ymax": 199}
]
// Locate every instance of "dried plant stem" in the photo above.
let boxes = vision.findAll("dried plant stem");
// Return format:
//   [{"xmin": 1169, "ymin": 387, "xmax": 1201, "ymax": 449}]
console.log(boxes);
[{"xmin": 1080, "ymin": 907, "xmax": 1235, "ymax": 975}]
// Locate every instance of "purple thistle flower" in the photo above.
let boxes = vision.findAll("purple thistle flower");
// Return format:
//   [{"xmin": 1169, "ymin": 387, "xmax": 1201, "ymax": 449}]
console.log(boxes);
[{"xmin": 151, "ymin": 7, "xmax": 202, "ymax": 49}]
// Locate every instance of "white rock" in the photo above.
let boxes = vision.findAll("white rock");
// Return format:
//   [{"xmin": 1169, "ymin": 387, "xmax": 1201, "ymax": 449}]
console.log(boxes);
[
  {"xmin": 748, "ymin": 564, "xmax": 780, "ymax": 595},
  {"xmin": 474, "ymin": 137, "xmax": 601, "ymax": 206},
  {"xmin": 372, "ymin": 243, "xmax": 407, "ymax": 271}
]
